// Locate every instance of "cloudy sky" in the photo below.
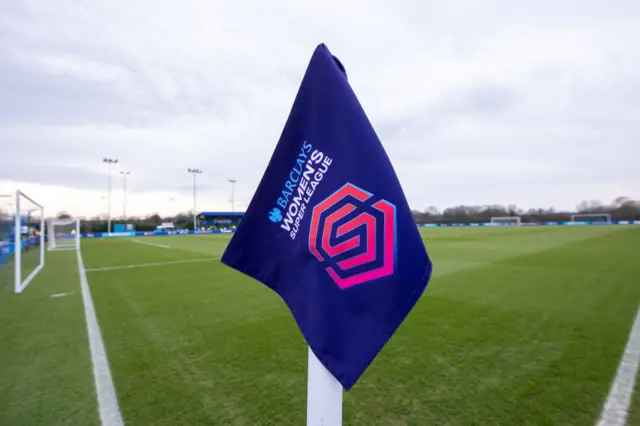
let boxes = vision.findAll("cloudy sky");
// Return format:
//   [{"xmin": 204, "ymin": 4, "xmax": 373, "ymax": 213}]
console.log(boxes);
[{"xmin": 0, "ymin": 0, "xmax": 638, "ymax": 218}]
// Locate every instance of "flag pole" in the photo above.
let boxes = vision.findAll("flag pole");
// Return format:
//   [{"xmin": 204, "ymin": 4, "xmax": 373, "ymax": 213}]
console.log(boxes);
[{"xmin": 307, "ymin": 346, "xmax": 343, "ymax": 426}]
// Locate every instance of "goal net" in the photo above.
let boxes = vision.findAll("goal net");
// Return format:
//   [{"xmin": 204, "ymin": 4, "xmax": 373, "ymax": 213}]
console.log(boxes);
[
  {"xmin": 0, "ymin": 191, "xmax": 45, "ymax": 293},
  {"xmin": 0, "ymin": 194, "xmax": 13, "ymax": 291},
  {"xmin": 48, "ymin": 218, "xmax": 80, "ymax": 251},
  {"xmin": 490, "ymin": 216, "xmax": 521, "ymax": 226},
  {"xmin": 570, "ymin": 213, "xmax": 611, "ymax": 223}
]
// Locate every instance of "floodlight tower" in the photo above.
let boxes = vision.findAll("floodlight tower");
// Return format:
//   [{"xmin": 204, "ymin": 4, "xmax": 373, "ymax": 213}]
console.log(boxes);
[
  {"xmin": 229, "ymin": 179, "xmax": 236, "ymax": 212},
  {"xmin": 120, "ymin": 171, "xmax": 130, "ymax": 219},
  {"xmin": 187, "ymin": 168, "xmax": 202, "ymax": 232},
  {"xmin": 169, "ymin": 197, "xmax": 176, "ymax": 223},
  {"xmin": 103, "ymin": 158, "xmax": 118, "ymax": 233}
]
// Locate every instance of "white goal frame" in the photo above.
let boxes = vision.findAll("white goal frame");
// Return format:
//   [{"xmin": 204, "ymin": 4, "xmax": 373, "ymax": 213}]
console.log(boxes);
[
  {"xmin": 490, "ymin": 216, "xmax": 521, "ymax": 226},
  {"xmin": 14, "ymin": 190, "xmax": 45, "ymax": 293},
  {"xmin": 47, "ymin": 218, "xmax": 81, "ymax": 251},
  {"xmin": 570, "ymin": 213, "xmax": 611, "ymax": 223}
]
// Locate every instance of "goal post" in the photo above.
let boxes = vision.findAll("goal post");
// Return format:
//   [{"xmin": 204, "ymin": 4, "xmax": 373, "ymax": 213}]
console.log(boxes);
[
  {"xmin": 570, "ymin": 213, "xmax": 611, "ymax": 223},
  {"xmin": 490, "ymin": 216, "xmax": 521, "ymax": 226},
  {"xmin": 11, "ymin": 190, "xmax": 45, "ymax": 293},
  {"xmin": 47, "ymin": 218, "xmax": 80, "ymax": 251}
]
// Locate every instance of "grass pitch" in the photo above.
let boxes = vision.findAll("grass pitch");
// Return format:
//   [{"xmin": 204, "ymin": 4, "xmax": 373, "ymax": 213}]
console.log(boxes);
[{"xmin": 1, "ymin": 226, "xmax": 639, "ymax": 425}]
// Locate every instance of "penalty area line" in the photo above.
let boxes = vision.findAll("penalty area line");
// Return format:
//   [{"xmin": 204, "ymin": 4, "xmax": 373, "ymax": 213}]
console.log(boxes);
[
  {"xmin": 131, "ymin": 239, "xmax": 170, "ymax": 249},
  {"xmin": 596, "ymin": 304, "xmax": 640, "ymax": 426},
  {"xmin": 76, "ymin": 247, "xmax": 124, "ymax": 426},
  {"xmin": 85, "ymin": 257, "xmax": 220, "ymax": 272}
]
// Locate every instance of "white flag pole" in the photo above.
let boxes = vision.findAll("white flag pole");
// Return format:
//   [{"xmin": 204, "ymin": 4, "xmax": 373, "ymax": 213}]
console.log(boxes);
[{"xmin": 306, "ymin": 346, "xmax": 343, "ymax": 426}]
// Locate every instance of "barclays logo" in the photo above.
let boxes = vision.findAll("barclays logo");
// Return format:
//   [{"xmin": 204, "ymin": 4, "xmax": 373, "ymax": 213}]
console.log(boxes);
[{"xmin": 269, "ymin": 207, "xmax": 283, "ymax": 223}]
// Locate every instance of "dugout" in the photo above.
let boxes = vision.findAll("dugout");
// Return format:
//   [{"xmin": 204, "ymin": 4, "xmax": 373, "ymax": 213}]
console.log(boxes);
[{"xmin": 197, "ymin": 212, "xmax": 244, "ymax": 231}]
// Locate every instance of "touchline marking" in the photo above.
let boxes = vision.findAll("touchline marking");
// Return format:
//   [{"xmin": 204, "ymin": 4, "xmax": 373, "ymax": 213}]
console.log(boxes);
[
  {"xmin": 596, "ymin": 304, "xmax": 640, "ymax": 426},
  {"xmin": 85, "ymin": 257, "xmax": 220, "ymax": 272},
  {"xmin": 132, "ymin": 239, "xmax": 170, "ymax": 249},
  {"xmin": 76, "ymin": 247, "xmax": 124, "ymax": 426}
]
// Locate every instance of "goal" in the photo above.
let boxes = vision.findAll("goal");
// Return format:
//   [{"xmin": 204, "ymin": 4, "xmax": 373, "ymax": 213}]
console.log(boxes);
[
  {"xmin": 0, "ymin": 194, "xmax": 13, "ymax": 289},
  {"xmin": 0, "ymin": 190, "xmax": 45, "ymax": 293},
  {"xmin": 570, "ymin": 213, "xmax": 611, "ymax": 223},
  {"xmin": 47, "ymin": 218, "xmax": 80, "ymax": 251},
  {"xmin": 490, "ymin": 216, "xmax": 521, "ymax": 226}
]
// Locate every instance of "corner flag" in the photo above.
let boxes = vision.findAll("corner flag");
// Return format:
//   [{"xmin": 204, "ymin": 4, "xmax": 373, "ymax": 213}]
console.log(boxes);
[{"xmin": 221, "ymin": 44, "xmax": 432, "ymax": 393}]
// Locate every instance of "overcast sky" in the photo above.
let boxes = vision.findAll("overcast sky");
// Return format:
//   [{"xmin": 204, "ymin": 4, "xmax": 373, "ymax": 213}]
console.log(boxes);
[{"xmin": 0, "ymin": 0, "xmax": 638, "ymax": 218}]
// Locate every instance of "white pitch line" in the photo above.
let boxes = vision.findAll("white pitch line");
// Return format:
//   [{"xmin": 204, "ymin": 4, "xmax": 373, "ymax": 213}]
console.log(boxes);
[
  {"xmin": 131, "ymin": 239, "xmax": 170, "ymax": 249},
  {"xmin": 85, "ymin": 257, "xmax": 220, "ymax": 272},
  {"xmin": 50, "ymin": 292, "xmax": 71, "ymax": 298},
  {"xmin": 596, "ymin": 304, "xmax": 640, "ymax": 426},
  {"xmin": 76, "ymin": 247, "xmax": 124, "ymax": 426}
]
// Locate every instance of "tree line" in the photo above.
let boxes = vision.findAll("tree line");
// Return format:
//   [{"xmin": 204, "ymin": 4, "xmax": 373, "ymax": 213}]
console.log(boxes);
[
  {"xmin": 411, "ymin": 196, "xmax": 640, "ymax": 224},
  {"xmin": 55, "ymin": 211, "xmax": 197, "ymax": 233},
  {"xmin": 51, "ymin": 196, "xmax": 639, "ymax": 233}
]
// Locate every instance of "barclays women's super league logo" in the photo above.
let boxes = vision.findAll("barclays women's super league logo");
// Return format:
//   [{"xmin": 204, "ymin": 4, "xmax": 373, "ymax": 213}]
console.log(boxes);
[{"xmin": 269, "ymin": 207, "xmax": 283, "ymax": 223}]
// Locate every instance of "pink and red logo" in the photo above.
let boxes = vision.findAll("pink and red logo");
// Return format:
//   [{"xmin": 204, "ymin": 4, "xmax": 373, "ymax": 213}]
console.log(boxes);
[{"xmin": 309, "ymin": 183, "xmax": 397, "ymax": 289}]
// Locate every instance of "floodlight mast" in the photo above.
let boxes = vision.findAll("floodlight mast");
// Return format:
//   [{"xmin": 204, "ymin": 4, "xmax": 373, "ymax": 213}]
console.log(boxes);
[
  {"xmin": 120, "ymin": 171, "xmax": 131, "ymax": 219},
  {"xmin": 103, "ymin": 158, "xmax": 118, "ymax": 233},
  {"xmin": 187, "ymin": 168, "xmax": 202, "ymax": 232},
  {"xmin": 229, "ymin": 179, "xmax": 237, "ymax": 212},
  {"xmin": 169, "ymin": 197, "xmax": 176, "ymax": 222}
]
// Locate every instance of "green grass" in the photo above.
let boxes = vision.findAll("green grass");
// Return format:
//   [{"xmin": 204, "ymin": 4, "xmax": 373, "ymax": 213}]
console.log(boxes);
[
  {"xmin": 1, "ymin": 226, "xmax": 639, "ymax": 425},
  {"xmin": 0, "ymin": 249, "xmax": 97, "ymax": 426}
]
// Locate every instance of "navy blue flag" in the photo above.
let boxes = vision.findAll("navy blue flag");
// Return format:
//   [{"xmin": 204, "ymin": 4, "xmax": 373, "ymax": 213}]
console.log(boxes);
[{"xmin": 221, "ymin": 43, "xmax": 433, "ymax": 390}]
